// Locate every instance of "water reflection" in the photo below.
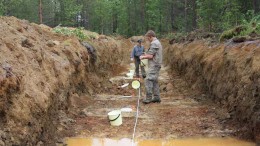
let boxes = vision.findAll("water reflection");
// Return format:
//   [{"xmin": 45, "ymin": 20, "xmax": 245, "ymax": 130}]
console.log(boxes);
[
  {"xmin": 67, "ymin": 138, "xmax": 134, "ymax": 146},
  {"xmin": 67, "ymin": 137, "xmax": 256, "ymax": 146}
]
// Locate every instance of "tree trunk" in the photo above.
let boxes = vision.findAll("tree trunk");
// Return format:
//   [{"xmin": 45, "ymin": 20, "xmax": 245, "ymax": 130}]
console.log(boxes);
[
  {"xmin": 60, "ymin": 0, "xmax": 65, "ymax": 23},
  {"xmin": 170, "ymin": 2, "xmax": 175, "ymax": 31},
  {"xmin": 141, "ymin": 0, "xmax": 145, "ymax": 32},
  {"xmin": 253, "ymin": 0, "xmax": 256, "ymax": 12},
  {"xmin": 159, "ymin": 1, "xmax": 162, "ymax": 33},
  {"xmin": 112, "ymin": 11, "xmax": 118, "ymax": 33},
  {"xmin": 127, "ymin": 0, "xmax": 131, "ymax": 36},
  {"xmin": 134, "ymin": 0, "xmax": 137, "ymax": 35},
  {"xmin": 252, "ymin": 0, "xmax": 259, "ymax": 13},
  {"xmin": 191, "ymin": 0, "xmax": 197, "ymax": 30},
  {"xmin": 39, "ymin": 0, "xmax": 43, "ymax": 24},
  {"xmin": 83, "ymin": 0, "xmax": 91, "ymax": 29},
  {"xmin": 184, "ymin": 0, "xmax": 187, "ymax": 32},
  {"xmin": 83, "ymin": 10, "xmax": 88, "ymax": 29}
]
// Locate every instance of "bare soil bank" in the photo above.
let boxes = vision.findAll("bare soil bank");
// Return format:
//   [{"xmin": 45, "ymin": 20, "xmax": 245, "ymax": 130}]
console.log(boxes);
[
  {"xmin": 164, "ymin": 40, "xmax": 260, "ymax": 142},
  {"xmin": 0, "ymin": 16, "xmax": 128, "ymax": 145}
]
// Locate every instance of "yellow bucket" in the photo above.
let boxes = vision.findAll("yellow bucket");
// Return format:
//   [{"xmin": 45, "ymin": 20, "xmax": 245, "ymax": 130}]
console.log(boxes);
[{"xmin": 132, "ymin": 80, "xmax": 141, "ymax": 89}]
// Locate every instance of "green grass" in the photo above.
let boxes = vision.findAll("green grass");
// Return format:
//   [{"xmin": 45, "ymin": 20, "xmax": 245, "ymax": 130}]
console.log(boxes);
[
  {"xmin": 220, "ymin": 15, "xmax": 260, "ymax": 41},
  {"xmin": 53, "ymin": 27, "xmax": 87, "ymax": 41}
]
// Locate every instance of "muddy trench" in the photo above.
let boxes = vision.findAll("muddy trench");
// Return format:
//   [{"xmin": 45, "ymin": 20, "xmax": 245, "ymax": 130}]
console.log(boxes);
[
  {"xmin": 58, "ymin": 39, "xmax": 258, "ymax": 146},
  {"xmin": 0, "ymin": 17, "xmax": 259, "ymax": 146},
  {"xmin": 164, "ymin": 40, "xmax": 260, "ymax": 140}
]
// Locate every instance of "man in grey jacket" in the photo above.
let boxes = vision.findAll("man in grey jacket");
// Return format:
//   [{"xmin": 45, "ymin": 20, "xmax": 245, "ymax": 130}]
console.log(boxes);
[
  {"xmin": 140, "ymin": 30, "xmax": 162, "ymax": 104},
  {"xmin": 131, "ymin": 39, "xmax": 146, "ymax": 78}
]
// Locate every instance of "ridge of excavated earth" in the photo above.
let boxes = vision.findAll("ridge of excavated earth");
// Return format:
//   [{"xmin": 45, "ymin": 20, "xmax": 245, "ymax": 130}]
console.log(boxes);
[{"xmin": 0, "ymin": 16, "xmax": 130, "ymax": 146}]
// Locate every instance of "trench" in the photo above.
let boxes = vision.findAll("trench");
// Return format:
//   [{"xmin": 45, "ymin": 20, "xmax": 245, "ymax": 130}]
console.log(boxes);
[
  {"xmin": 0, "ymin": 17, "xmax": 258, "ymax": 146},
  {"xmin": 55, "ymin": 40, "xmax": 258, "ymax": 146}
]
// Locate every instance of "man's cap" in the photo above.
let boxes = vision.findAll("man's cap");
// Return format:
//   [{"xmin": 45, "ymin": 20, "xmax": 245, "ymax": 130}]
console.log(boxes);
[{"xmin": 137, "ymin": 39, "xmax": 142, "ymax": 43}]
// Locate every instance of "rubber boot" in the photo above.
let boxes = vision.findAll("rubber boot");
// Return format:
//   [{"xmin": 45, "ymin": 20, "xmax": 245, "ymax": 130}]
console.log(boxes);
[
  {"xmin": 142, "ymin": 98, "xmax": 153, "ymax": 104},
  {"xmin": 152, "ymin": 97, "xmax": 161, "ymax": 103}
]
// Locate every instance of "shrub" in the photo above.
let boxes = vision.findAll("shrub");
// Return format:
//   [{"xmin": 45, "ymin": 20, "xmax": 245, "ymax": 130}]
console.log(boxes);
[
  {"xmin": 220, "ymin": 14, "xmax": 260, "ymax": 41},
  {"xmin": 219, "ymin": 25, "xmax": 247, "ymax": 41},
  {"xmin": 53, "ymin": 27, "xmax": 87, "ymax": 41}
]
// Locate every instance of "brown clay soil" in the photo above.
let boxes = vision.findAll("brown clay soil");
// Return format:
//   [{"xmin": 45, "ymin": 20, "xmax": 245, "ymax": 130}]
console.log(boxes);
[
  {"xmin": 58, "ymin": 39, "xmax": 259, "ymax": 145},
  {"xmin": 59, "ymin": 64, "xmax": 244, "ymax": 145},
  {"xmin": 58, "ymin": 40, "xmax": 255, "ymax": 145},
  {"xmin": 0, "ymin": 16, "xmax": 259, "ymax": 146},
  {"xmin": 0, "ymin": 16, "xmax": 130, "ymax": 146},
  {"xmin": 164, "ymin": 40, "xmax": 260, "ymax": 142}
]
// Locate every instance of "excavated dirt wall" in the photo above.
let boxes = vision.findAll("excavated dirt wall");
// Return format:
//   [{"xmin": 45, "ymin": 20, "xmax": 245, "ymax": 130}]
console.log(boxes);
[
  {"xmin": 165, "ymin": 40, "xmax": 260, "ymax": 141},
  {"xmin": 0, "ymin": 17, "xmax": 127, "ymax": 145}
]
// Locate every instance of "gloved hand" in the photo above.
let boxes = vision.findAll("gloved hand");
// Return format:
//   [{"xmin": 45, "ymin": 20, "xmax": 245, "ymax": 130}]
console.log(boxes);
[{"xmin": 130, "ymin": 58, "xmax": 134, "ymax": 61}]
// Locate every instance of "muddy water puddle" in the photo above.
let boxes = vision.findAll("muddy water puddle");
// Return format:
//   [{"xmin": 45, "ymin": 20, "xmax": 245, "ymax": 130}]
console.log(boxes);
[{"xmin": 66, "ymin": 137, "xmax": 256, "ymax": 146}]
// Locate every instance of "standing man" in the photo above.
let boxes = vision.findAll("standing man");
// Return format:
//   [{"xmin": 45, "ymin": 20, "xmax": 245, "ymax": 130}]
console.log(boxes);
[
  {"xmin": 140, "ymin": 30, "xmax": 162, "ymax": 104},
  {"xmin": 130, "ymin": 39, "xmax": 146, "ymax": 78}
]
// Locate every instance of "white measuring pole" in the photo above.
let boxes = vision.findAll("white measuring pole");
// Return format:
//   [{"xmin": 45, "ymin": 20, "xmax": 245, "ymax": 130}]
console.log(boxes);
[{"xmin": 131, "ymin": 82, "xmax": 141, "ymax": 146}]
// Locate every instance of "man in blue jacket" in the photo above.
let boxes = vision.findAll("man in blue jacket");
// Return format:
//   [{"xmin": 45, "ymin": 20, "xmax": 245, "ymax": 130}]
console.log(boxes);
[{"xmin": 130, "ymin": 39, "xmax": 146, "ymax": 78}]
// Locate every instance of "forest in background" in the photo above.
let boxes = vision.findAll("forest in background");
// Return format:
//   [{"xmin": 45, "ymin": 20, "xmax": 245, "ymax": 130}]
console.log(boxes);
[{"xmin": 0, "ymin": 0, "xmax": 259, "ymax": 37}]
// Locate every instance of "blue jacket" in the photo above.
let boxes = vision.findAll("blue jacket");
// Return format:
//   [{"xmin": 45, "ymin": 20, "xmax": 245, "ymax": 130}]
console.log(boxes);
[{"xmin": 131, "ymin": 45, "xmax": 144, "ymax": 58}]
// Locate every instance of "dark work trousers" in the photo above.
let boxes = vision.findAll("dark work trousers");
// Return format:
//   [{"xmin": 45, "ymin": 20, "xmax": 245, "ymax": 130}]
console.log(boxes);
[
  {"xmin": 145, "ymin": 65, "xmax": 161, "ymax": 99},
  {"xmin": 134, "ymin": 57, "xmax": 146, "ymax": 77}
]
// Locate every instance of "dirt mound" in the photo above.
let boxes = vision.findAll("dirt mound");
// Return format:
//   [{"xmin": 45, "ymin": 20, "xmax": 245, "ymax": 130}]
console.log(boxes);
[
  {"xmin": 130, "ymin": 36, "xmax": 145, "ymax": 43},
  {"xmin": 164, "ymin": 40, "xmax": 260, "ymax": 142},
  {"xmin": 0, "ymin": 16, "xmax": 128, "ymax": 145},
  {"xmin": 169, "ymin": 30, "xmax": 220, "ymax": 44}
]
